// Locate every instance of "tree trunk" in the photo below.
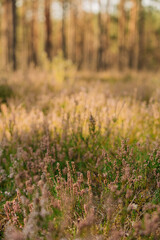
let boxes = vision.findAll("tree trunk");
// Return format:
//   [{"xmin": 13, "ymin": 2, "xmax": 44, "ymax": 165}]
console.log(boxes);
[
  {"xmin": 62, "ymin": 0, "xmax": 67, "ymax": 59},
  {"xmin": 76, "ymin": 0, "xmax": 85, "ymax": 70},
  {"xmin": 30, "ymin": 0, "xmax": 38, "ymax": 66},
  {"xmin": 3, "ymin": 0, "xmax": 12, "ymax": 67},
  {"xmin": 104, "ymin": 0, "xmax": 111, "ymax": 68},
  {"xmin": 12, "ymin": 0, "xmax": 17, "ymax": 70},
  {"xmin": 138, "ymin": 0, "xmax": 145, "ymax": 70},
  {"xmin": 97, "ymin": 0, "xmax": 103, "ymax": 71},
  {"xmin": 128, "ymin": 0, "xmax": 138, "ymax": 69},
  {"xmin": 118, "ymin": 0, "xmax": 126, "ymax": 70},
  {"xmin": 1, "ymin": 0, "xmax": 8, "ymax": 68},
  {"xmin": 21, "ymin": 0, "xmax": 28, "ymax": 69},
  {"xmin": 71, "ymin": 2, "xmax": 77, "ymax": 63},
  {"xmin": 45, "ymin": 0, "xmax": 53, "ymax": 61}
]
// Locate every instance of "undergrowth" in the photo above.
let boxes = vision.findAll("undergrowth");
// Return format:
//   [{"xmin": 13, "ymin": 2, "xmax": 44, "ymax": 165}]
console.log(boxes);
[{"xmin": 0, "ymin": 70, "xmax": 160, "ymax": 240}]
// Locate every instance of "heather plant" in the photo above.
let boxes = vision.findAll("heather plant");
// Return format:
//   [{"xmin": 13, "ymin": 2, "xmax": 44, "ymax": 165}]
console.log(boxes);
[{"xmin": 0, "ymin": 70, "xmax": 160, "ymax": 239}]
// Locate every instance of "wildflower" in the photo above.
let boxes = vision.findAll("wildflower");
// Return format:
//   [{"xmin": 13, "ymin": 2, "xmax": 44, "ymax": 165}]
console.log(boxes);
[
  {"xmin": 108, "ymin": 183, "xmax": 118, "ymax": 193},
  {"xmin": 126, "ymin": 189, "xmax": 133, "ymax": 199}
]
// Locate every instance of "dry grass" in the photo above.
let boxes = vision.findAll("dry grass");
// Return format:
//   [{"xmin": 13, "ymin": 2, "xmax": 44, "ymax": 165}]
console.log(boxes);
[{"xmin": 0, "ymin": 69, "xmax": 160, "ymax": 239}]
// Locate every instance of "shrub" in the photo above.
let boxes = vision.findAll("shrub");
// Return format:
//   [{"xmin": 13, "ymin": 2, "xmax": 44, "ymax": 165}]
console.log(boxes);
[{"xmin": 0, "ymin": 84, "xmax": 13, "ymax": 103}]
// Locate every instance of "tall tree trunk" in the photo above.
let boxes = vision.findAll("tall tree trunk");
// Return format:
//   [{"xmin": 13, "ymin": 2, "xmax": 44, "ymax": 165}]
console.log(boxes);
[
  {"xmin": 3, "ymin": 0, "xmax": 12, "ymax": 67},
  {"xmin": 87, "ymin": 0, "xmax": 95, "ymax": 70},
  {"xmin": 45, "ymin": 0, "xmax": 53, "ymax": 61},
  {"xmin": 118, "ymin": 0, "xmax": 126, "ymax": 70},
  {"xmin": 138, "ymin": 0, "xmax": 145, "ymax": 70},
  {"xmin": 30, "ymin": 0, "xmax": 38, "ymax": 66},
  {"xmin": 21, "ymin": 0, "xmax": 28, "ymax": 69},
  {"xmin": 12, "ymin": 0, "xmax": 17, "ymax": 70},
  {"xmin": 97, "ymin": 0, "xmax": 103, "ymax": 71},
  {"xmin": 97, "ymin": 0, "xmax": 110, "ymax": 70},
  {"xmin": 71, "ymin": 2, "xmax": 77, "ymax": 63},
  {"xmin": 104, "ymin": 0, "xmax": 111, "ymax": 68},
  {"xmin": 77, "ymin": 28, "xmax": 84, "ymax": 70},
  {"xmin": 62, "ymin": 0, "xmax": 67, "ymax": 59},
  {"xmin": 128, "ymin": 0, "xmax": 138, "ymax": 69},
  {"xmin": 76, "ymin": 0, "xmax": 85, "ymax": 70},
  {"xmin": 1, "ymin": 0, "xmax": 8, "ymax": 68},
  {"xmin": 8, "ymin": 0, "xmax": 13, "ymax": 66}
]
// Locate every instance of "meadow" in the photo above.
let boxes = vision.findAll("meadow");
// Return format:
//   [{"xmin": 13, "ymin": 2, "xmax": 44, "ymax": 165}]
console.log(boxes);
[{"xmin": 0, "ymin": 68, "xmax": 160, "ymax": 240}]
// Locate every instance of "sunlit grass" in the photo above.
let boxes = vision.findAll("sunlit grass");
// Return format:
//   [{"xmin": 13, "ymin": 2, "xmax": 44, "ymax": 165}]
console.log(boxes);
[{"xmin": 0, "ymin": 69, "xmax": 160, "ymax": 239}]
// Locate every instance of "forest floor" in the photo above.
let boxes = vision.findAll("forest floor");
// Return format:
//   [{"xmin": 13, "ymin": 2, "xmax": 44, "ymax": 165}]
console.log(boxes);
[{"xmin": 0, "ymin": 69, "xmax": 160, "ymax": 240}]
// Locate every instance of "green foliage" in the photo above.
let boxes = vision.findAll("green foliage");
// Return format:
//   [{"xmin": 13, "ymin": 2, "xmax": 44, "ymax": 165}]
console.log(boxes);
[
  {"xmin": 52, "ymin": 52, "xmax": 76, "ymax": 86},
  {"xmin": 0, "ymin": 84, "xmax": 13, "ymax": 103},
  {"xmin": 40, "ymin": 51, "xmax": 76, "ymax": 87}
]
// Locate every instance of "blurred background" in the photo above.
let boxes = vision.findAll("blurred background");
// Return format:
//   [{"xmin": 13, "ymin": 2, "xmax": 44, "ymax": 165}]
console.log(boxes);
[{"xmin": 0, "ymin": 0, "xmax": 160, "ymax": 72}]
